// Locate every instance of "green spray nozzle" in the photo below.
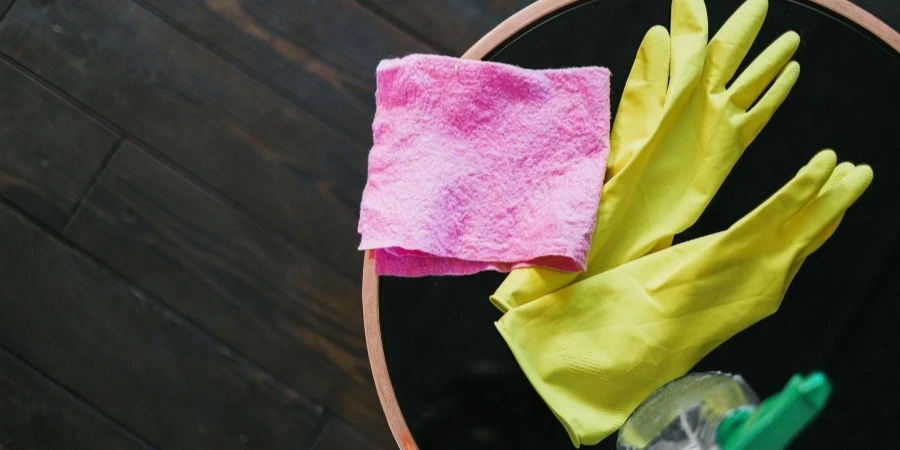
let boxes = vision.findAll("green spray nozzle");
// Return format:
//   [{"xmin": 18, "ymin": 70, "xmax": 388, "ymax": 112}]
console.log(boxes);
[{"xmin": 716, "ymin": 372, "xmax": 832, "ymax": 450}]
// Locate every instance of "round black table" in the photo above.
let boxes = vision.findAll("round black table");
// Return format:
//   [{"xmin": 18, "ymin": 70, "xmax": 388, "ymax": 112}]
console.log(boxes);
[{"xmin": 364, "ymin": 1, "xmax": 900, "ymax": 448}]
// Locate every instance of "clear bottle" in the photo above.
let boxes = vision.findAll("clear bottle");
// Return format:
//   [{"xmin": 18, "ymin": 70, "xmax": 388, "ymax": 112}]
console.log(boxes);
[
  {"xmin": 616, "ymin": 371, "xmax": 832, "ymax": 450},
  {"xmin": 616, "ymin": 372, "xmax": 760, "ymax": 450}
]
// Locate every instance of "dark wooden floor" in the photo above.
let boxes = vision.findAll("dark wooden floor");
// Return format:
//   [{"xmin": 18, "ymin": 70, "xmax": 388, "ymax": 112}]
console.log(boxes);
[
  {"xmin": 0, "ymin": 1, "xmax": 897, "ymax": 449},
  {"xmin": 0, "ymin": 0, "xmax": 532, "ymax": 448}
]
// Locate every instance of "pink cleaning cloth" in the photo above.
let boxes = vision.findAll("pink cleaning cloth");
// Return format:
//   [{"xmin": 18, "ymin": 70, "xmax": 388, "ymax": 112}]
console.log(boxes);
[{"xmin": 358, "ymin": 53, "xmax": 611, "ymax": 277}]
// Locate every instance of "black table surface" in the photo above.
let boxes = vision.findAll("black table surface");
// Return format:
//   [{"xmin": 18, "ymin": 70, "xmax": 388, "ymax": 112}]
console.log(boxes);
[{"xmin": 379, "ymin": 1, "xmax": 900, "ymax": 448}]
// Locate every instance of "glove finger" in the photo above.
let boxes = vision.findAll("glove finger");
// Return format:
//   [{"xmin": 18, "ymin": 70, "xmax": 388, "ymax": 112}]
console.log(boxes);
[
  {"xmin": 668, "ymin": 0, "xmax": 708, "ymax": 91},
  {"xmin": 704, "ymin": 0, "xmax": 768, "ymax": 88},
  {"xmin": 787, "ymin": 162, "xmax": 872, "ymax": 282},
  {"xmin": 609, "ymin": 26, "xmax": 671, "ymax": 175},
  {"xmin": 789, "ymin": 162, "xmax": 856, "ymax": 266},
  {"xmin": 625, "ymin": 26, "xmax": 672, "ymax": 96},
  {"xmin": 819, "ymin": 162, "xmax": 856, "ymax": 196},
  {"xmin": 791, "ymin": 164, "xmax": 874, "ymax": 241},
  {"xmin": 729, "ymin": 31, "xmax": 801, "ymax": 110},
  {"xmin": 743, "ymin": 150, "xmax": 837, "ymax": 226},
  {"xmin": 738, "ymin": 61, "xmax": 801, "ymax": 147}
]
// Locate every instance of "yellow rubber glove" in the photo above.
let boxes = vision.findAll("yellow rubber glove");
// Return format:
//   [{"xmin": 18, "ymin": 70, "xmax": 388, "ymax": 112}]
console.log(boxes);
[
  {"xmin": 495, "ymin": 150, "xmax": 873, "ymax": 447},
  {"xmin": 491, "ymin": 0, "xmax": 802, "ymax": 313}
]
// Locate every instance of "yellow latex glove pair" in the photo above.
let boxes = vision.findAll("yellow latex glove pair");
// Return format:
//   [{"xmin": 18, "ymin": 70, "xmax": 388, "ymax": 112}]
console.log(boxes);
[
  {"xmin": 491, "ymin": 0, "xmax": 803, "ymax": 312},
  {"xmin": 497, "ymin": 151, "xmax": 873, "ymax": 446},
  {"xmin": 489, "ymin": 0, "xmax": 875, "ymax": 446}
]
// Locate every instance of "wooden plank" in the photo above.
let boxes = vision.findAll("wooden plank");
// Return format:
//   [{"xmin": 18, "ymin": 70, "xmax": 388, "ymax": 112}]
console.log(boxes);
[
  {"xmin": 0, "ymin": 202, "xmax": 321, "ymax": 450},
  {"xmin": 0, "ymin": 346, "xmax": 155, "ymax": 450},
  {"xmin": 328, "ymin": 376, "xmax": 394, "ymax": 448},
  {"xmin": 0, "ymin": 58, "xmax": 118, "ymax": 230},
  {"xmin": 310, "ymin": 416, "xmax": 383, "ymax": 450},
  {"xmin": 63, "ymin": 141, "xmax": 388, "ymax": 442},
  {"xmin": 364, "ymin": 0, "xmax": 535, "ymax": 55},
  {"xmin": 138, "ymin": 0, "xmax": 433, "ymax": 145},
  {"xmin": 0, "ymin": 0, "xmax": 366, "ymax": 278}
]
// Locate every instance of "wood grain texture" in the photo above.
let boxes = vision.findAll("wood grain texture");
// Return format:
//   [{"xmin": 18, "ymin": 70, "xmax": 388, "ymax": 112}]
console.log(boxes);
[
  {"xmin": 0, "ymin": 346, "xmax": 155, "ymax": 450},
  {"xmin": 0, "ymin": 58, "xmax": 118, "ymax": 230},
  {"xmin": 139, "ymin": 0, "xmax": 432, "ymax": 145},
  {"xmin": 310, "ymin": 416, "xmax": 383, "ymax": 450},
  {"xmin": 0, "ymin": 0, "xmax": 366, "ymax": 278},
  {"xmin": 328, "ymin": 373, "xmax": 394, "ymax": 448},
  {"xmin": 63, "ymin": 141, "xmax": 390, "ymax": 444},
  {"xmin": 0, "ymin": 202, "xmax": 322, "ymax": 450},
  {"xmin": 365, "ymin": 0, "xmax": 534, "ymax": 55}
]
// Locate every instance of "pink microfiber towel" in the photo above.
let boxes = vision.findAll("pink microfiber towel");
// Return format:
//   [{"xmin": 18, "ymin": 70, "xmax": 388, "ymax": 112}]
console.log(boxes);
[{"xmin": 358, "ymin": 53, "xmax": 611, "ymax": 277}]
